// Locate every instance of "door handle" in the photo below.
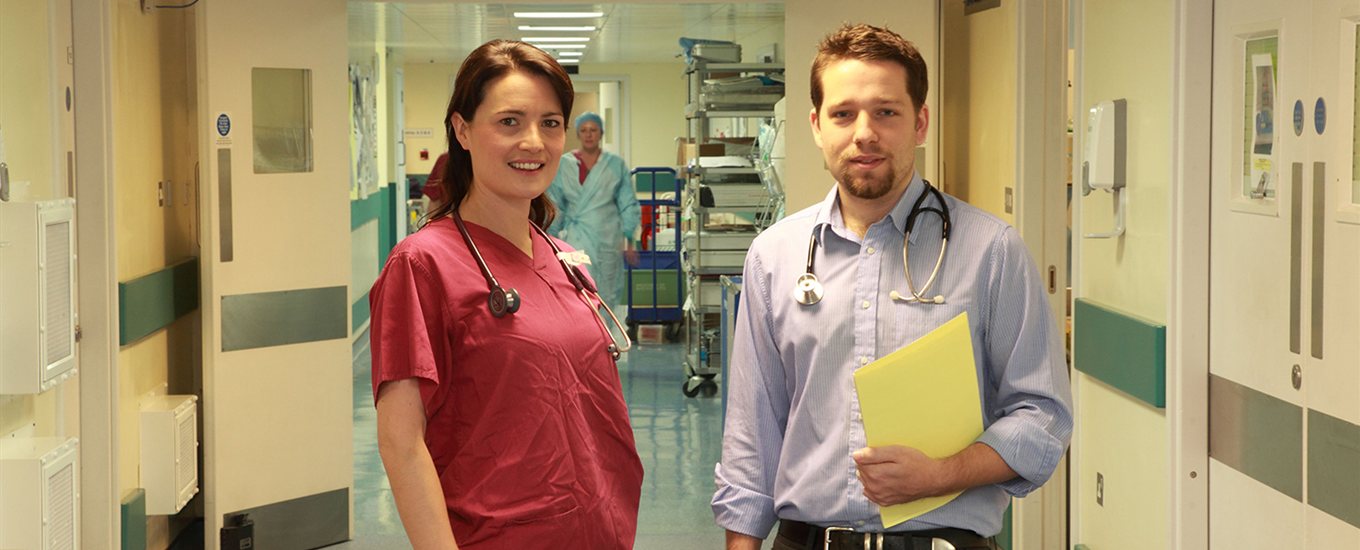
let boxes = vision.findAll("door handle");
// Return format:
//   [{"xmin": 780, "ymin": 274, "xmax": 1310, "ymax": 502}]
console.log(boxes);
[
  {"xmin": 1289, "ymin": 162, "xmax": 1302, "ymax": 354},
  {"xmin": 1309, "ymin": 162, "xmax": 1324, "ymax": 359}
]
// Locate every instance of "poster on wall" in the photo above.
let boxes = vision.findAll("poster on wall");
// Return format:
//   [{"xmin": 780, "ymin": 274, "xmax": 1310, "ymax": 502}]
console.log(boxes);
[
  {"xmin": 350, "ymin": 63, "xmax": 380, "ymax": 200},
  {"xmin": 1248, "ymin": 51, "xmax": 1276, "ymax": 199}
]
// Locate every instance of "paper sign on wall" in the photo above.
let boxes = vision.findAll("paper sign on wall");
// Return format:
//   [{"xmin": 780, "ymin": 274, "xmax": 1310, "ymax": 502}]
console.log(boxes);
[{"xmin": 215, "ymin": 112, "xmax": 233, "ymax": 146}]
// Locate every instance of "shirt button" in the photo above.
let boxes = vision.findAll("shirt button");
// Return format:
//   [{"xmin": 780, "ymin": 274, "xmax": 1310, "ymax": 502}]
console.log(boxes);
[
  {"xmin": 867, "ymin": 246, "xmax": 876, "ymax": 255},
  {"xmin": 855, "ymin": 520, "xmax": 866, "ymax": 527},
  {"xmin": 861, "ymin": 300, "xmax": 870, "ymax": 309},
  {"xmin": 859, "ymin": 356, "xmax": 869, "ymax": 366}
]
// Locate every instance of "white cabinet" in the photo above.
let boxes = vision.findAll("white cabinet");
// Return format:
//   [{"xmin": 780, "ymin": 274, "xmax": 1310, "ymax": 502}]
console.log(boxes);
[
  {"xmin": 0, "ymin": 198, "xmax": 77, "ymax": 394},
  {"xmin": 0, "ymin": 437, "xmax": 80, "ymax": 550},
  {"xmin": 140, "ymin": 394, "xmax": 200, "ymax": 515}
]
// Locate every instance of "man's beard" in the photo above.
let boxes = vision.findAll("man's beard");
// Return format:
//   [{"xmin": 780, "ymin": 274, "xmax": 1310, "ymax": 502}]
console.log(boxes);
[{"xmin": 836, "ymin": 158, "xmax": 899, "ymax": 200}]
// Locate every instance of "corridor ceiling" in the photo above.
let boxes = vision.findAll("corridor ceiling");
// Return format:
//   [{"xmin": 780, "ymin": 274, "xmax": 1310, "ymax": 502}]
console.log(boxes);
[{"xmin": 348, "ymin": 1, "xmax": 785, "ymax": 64}]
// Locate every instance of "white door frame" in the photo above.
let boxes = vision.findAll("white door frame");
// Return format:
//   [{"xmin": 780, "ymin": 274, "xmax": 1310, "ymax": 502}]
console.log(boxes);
[
  {"xmin": 72, "ymin": 0, "xmax": 119, "ymax": 547},
  {"xmin": 1011, "ymin": 0, "xmax": 1071, "ymax": 547},
  {"xmin": 1166, "ymin": 0, "xmax": 1212, "ymax": 548}
]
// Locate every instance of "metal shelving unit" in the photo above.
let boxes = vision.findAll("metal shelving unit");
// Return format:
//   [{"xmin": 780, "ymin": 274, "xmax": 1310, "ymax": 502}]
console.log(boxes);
[{"xmin": 680, "ymin": 59, "xmax": 784, "ymax": 398}]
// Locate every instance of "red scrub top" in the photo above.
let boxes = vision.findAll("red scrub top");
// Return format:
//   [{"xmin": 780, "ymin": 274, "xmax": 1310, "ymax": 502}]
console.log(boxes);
[{"xmin": 369, "ymin": 217, "xmax": 643, "ymax": 549}]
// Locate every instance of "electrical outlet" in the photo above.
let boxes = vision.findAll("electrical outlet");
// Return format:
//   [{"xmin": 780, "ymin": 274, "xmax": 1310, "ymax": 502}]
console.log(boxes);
[
  {"xmin": 1004, "ymin": 187, "xmax": 1014, "ymax": 214},
  {"xmin": 158, "ymin": 181, "xmax": 165, "ymax": 207},
  {"xmin": 1096, "ymin": 472, "xmax": 1104, "ymax": 506}
]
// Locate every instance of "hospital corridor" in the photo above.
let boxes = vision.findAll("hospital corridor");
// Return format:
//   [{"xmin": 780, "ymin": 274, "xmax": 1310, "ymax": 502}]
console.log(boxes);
[{"xmin": 1, "ymin": 1, "xmax": 1358, "ymax": 549}]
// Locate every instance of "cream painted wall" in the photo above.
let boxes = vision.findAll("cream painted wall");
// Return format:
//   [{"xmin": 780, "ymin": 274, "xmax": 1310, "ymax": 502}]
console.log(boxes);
[
  {"xmin": 0, "ymin": 0, "xmax": 57, "ymax": 201},
  {"xmin": 783, "ymin": 0, "xmax": 939, "ymax": 213},
  {"xmin": 941, "ymin": 0, "xmax": 1017, "ymax": 224},
  {"xmin": 580, "ymin": 62, "xmax": 687, "ymax": 168},
  {"xmin": 402, "ymin": 62, "xmax": 453, "ymax": 176},
  {"xmin": 1072, "ymin": 1, "xmax": 1174, "ymax": 549},
  {"xmin": 1077, "ymin": 0, "xmax": 1171, "ymax": 323},
  {"xmin": 110, "ymin": 4, "xmax": 199, "ymax": 547}
]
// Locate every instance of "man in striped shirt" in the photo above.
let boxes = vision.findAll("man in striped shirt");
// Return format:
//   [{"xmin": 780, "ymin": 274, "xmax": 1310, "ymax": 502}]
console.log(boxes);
[{"xmin": 712, "ymin": 23, "xmax": 1073, "ymax": 550}]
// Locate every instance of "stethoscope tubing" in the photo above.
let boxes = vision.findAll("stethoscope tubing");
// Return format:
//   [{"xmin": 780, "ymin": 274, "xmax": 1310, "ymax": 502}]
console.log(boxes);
[
  {"xmin": 452, "ymin": 210, "xmax": 632, "ymax": 359},
  {"xmin": 793, "ymin": 181, "xmax": 951, "ymax": 306}
]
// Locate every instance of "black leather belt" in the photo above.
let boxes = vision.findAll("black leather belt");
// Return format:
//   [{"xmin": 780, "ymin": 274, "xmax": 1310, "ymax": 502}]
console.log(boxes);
[{"xmin": 777, "ymin": 520, "xmax": 998, "ymax": 550}]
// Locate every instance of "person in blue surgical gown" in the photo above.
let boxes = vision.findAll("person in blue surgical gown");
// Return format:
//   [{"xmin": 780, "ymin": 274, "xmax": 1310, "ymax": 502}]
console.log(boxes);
[{"xmin": 546, "ymin": 112, "xmax": 641, "ymax": 312}]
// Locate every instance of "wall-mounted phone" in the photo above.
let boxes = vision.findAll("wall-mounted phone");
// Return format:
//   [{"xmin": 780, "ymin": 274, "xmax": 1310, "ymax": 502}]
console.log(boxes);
[{"xmin": 1082, "ymin": 99, "xmax": 1127, "ymax": 238}]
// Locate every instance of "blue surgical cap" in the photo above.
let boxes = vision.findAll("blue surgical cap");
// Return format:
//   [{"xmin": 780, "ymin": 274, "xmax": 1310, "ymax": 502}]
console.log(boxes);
[{"xmin": 575, "ymin": 112, "xmax": 604, "ymax": 133}]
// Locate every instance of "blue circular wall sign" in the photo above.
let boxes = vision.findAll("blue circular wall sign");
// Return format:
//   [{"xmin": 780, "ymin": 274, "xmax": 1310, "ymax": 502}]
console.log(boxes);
[
  {"xmin": 1313, "ymin": 97, "xmax": 1326, "ymax": 135},
  {"xmin": 1292, "ymin": 100, "xmax": 1305, "ymax": 136},
  {"xmin": 216, "ymin": 114, "xmax": 231, "ymax": 137}
]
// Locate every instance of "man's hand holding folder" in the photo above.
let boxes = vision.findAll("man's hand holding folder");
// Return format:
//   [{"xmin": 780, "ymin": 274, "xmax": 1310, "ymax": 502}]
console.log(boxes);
[{"xmin": 851, "ymin": 312, "xmax": 1017, "ymax": 527}]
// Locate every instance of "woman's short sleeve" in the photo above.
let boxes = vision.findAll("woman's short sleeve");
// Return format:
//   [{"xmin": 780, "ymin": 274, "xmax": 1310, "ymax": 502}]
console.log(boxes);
[{"xmin": 369, "ymin": 252, "xmax": 446, "ymax": 407}]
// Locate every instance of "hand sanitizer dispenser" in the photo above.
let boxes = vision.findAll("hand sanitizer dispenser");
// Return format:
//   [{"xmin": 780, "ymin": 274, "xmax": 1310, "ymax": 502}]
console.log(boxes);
[{"xmin": 1082, "ymin": 99, "xmax": 1127, "ymax": 238}]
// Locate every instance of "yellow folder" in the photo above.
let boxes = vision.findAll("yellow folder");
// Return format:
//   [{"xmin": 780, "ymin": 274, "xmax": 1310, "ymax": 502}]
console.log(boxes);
[{"xmin": 852, "ymin": 311, "xmax": 983, "ymax": 527}]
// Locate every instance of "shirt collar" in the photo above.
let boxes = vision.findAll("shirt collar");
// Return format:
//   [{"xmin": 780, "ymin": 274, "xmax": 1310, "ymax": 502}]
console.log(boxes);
[{"xmin": 811, "ymin": 172, "xmax": 929, "ymax": 245}]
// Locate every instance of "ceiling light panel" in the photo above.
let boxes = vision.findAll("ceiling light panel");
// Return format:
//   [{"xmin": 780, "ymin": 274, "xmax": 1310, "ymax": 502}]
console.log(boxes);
[
  {"xmin": 514, "ymin": 12, "xmax": 604, "ymax": 19},
  {"xmin": 522, "ymin": 37, "xmax": 591, "ymax": 42},
  {"xmin": 518, "ymin": 25, "xmax": 597, "ymax": 32}
]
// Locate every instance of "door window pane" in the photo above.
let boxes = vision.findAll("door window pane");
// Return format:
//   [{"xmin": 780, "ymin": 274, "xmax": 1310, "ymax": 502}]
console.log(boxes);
[
  {"xmin": 252, "ymin": 68, "xmax": 313, "ymax": 174},
  {"xmin": 1243, "ymin": 36, "xmax": 1278, "ymax": 199},
  {"xmin": 1352, "ymin": 26, "xmax": 1359, "ymax": 205}
]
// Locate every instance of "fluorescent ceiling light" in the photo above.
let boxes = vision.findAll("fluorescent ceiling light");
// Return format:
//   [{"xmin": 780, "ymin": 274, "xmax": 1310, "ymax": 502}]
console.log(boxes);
[
  {"xmin": 522, "ymin": 37, "xmax": 590, "ymax": 42},
  {"xmin": 527, "ymin": 43, "xmax": 587, "ymax": 49},
  {"xmin": 556, "ymin": 58, "xmax": 580, "ymax": 64},
  {"xmin": 514, "ymin": 11, "xmax": 604, "ymax": 19},
  {"xmin": 558, "ymin": 51, "xmax": 584, "ymax": 57},
  {"xmin": 518, "ymin": 25, "xmax": 597, "ymax": 32}
]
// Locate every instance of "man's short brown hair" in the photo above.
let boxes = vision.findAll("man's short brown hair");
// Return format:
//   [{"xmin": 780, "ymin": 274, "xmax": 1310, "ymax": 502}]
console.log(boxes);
[{"xmin": 810, "ymin": 23, "xmax": 928, "ymax": 113}]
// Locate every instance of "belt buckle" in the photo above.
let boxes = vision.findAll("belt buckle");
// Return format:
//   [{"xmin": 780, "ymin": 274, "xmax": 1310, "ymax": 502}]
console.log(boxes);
[
  {"xmin": 822, "ymin": 527, "xmax": 886, "ymax": 550},
  {"xmin": 930, "ymin": 539, "xmax": 957, "ymax": 550},
  {"xmin": 822, "ymin": 526, "xmax": 854, "ymax": 550}
]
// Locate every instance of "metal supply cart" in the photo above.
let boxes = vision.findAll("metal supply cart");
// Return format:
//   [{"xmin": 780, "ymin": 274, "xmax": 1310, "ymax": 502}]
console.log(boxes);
[
  {"xmin": 626, "ymin": 167, "xmax": 684, "ymax": 342},
  {"xmin": 680, "ymin": 59, "xmax": 785, "ymax": 398}
]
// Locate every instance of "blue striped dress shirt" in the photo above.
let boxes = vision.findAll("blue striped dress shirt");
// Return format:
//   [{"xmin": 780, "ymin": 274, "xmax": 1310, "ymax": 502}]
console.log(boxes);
[{"xmin": 712, "ymin": 174, "xmax": 1073, "ymax": 538}]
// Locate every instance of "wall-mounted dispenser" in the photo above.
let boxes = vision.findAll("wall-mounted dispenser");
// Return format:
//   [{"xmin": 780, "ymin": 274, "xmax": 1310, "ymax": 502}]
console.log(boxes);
[{"xmin": 1082, "ymin": 99, "xmax": 1127, "ymax": 238}]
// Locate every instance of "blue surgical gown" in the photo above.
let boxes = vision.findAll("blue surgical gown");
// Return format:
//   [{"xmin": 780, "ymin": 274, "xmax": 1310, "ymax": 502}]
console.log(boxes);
[{"xmin": 546, "ymin": 151, "xmax": 640, "ymax": 309}]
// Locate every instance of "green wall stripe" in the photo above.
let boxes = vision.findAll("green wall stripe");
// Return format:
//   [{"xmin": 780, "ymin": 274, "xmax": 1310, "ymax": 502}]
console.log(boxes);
[
  {"xmin": 226, "ymin": 488, "xmax": 349, "ymax": 549},
  {"xmin": 350, "ymin": 183, "xmax": 398, "ymax": 332},
  {"xmin": 1073, "ymin": 298, "xmax": 1166, "ymax": 408},
  {"xmin": 1308, "ymin": 409, "xmax": 1360, "ymax": 529},
  {"xmin": 120, "ymin": 488, "xmax": 147, "ymax": 550},
  {"xmin": 352, "ymin": 290, "xmax": 371, "ymax": 331},
  {"xmin": 996, "ymin": 501, "xmax": 1012, "ymax": 550},
  {"xmin": 221, "ymin": 286, "xmax": 348, "ymax": 351},
  {"xmin": 1209, "ymin": 374, "xmax": 1303, "ymax": 501},
  {"xmin": 118, "ymin": 258, "xmax": 200, "ymax": 346}
]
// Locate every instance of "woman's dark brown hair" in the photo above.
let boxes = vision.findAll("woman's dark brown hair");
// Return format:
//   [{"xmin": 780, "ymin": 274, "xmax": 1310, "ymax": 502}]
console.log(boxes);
[{"xmin": 424, "ymin": 40, "xmax": 574, "ymax": 228}]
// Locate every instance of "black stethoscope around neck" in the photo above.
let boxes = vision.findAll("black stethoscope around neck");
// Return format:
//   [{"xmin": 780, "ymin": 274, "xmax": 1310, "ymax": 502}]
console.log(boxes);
[
  {"xmin": 793, "ymin": 180, "xmax": 952, "ymax": 306},
  {"xmin": 451, "ymin": 210, "xmax": 632, "ymax": 360}
]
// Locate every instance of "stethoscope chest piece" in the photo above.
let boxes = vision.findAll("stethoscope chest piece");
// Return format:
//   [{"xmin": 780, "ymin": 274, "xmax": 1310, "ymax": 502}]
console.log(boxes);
[
  {"xmin": 487, "ymin": 286, "xmax": 521, "ymax": 318},
  {"xmin": 793, "ymin": 273, "xmax": 824, "ymax": 306}
]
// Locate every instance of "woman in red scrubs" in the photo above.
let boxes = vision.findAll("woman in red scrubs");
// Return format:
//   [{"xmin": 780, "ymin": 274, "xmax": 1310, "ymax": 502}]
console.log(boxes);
[{"xmin": 369, "ymin": 40, "xmax": 643, "ymax": 549}]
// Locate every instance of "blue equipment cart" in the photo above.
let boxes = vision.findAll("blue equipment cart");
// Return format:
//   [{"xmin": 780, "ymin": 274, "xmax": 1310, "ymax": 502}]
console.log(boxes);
[{"xmin": 626, "ymin": 167, "xmax": 684, "ymax": 342}]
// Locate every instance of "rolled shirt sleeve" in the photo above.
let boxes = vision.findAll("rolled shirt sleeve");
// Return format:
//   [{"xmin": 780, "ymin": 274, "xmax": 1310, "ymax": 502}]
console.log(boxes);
[
  {"xmin": 974, "ymin": 227, "xmax": 1073, "ymax": 496},
  {"xmin": 712, "ymin": 250, "xmax": 789, "ymax": 538}
]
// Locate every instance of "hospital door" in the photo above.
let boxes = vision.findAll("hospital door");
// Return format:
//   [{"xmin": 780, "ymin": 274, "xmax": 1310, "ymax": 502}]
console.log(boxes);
[
  {"xmin": 197, "ymin": 0, "xmax": 352, "ymax": 548},
  {"xmin": 1209, "ymin": 0, "xmax": 1360, "ymax": 547}
]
